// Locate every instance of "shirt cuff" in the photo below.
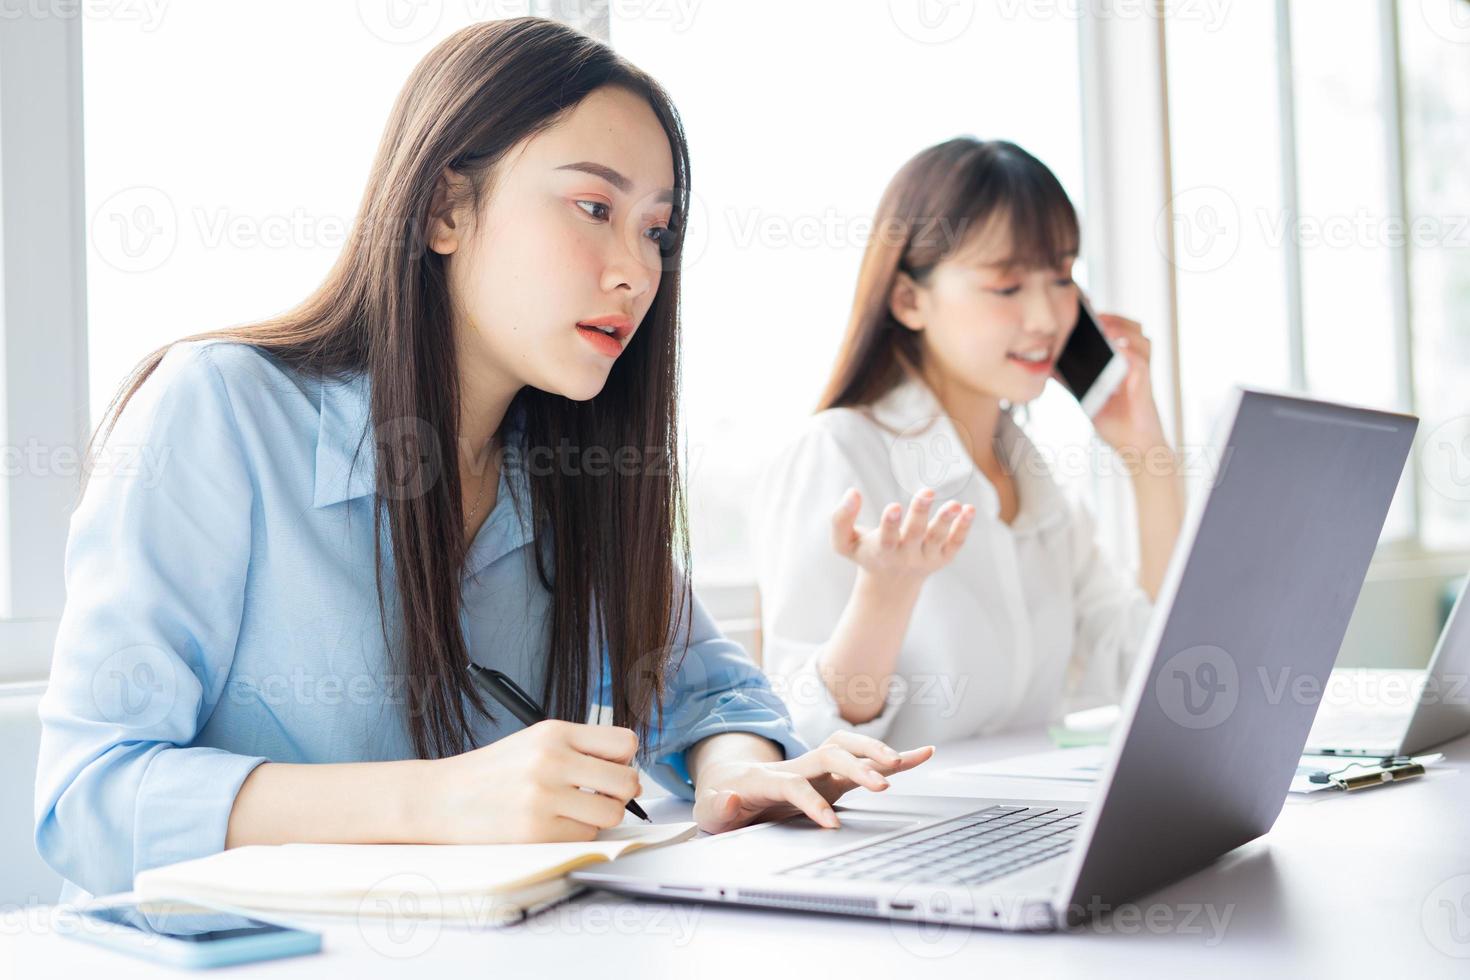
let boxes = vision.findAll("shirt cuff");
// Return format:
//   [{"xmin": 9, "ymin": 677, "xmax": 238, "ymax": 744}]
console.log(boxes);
[
  {"xmin": 646, "ymin": 695, "xmax": 810, "ymax": 801},
  {"xmin": 132, "ymin": 747, "xmax": 270, "ymax": 886},
  {"xmin": 777, "ymin": 650, "xmax": 907, "ymax": 746}
]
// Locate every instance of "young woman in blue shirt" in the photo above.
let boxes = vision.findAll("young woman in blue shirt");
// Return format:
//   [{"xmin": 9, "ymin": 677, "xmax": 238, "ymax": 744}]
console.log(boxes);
[{"xmin": 35, "ymin": 17, "xmax": 931, "ymax": 904}]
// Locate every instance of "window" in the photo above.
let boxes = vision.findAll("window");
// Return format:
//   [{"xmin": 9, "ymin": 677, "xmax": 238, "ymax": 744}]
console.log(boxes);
[
  {"xmin": 1399, "ymin": 0, "xmax": 1470, "ymax": 552},
  {"xmin": 611, "ymin": 1, "xmax": 1091, "ymax": 581},
  {"xmin": 1166, "ymin": 0, "xmax": 1470, "ymax": 553},
  {"xmin": 83, "ymin": 5, "xmax": 495, "ymax": 425}
]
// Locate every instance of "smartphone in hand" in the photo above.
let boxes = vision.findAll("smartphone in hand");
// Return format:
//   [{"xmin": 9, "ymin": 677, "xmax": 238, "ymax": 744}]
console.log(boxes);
[{"xmin": 1054, "ymin": 292, "xmax": 1128, "ymax": 417}]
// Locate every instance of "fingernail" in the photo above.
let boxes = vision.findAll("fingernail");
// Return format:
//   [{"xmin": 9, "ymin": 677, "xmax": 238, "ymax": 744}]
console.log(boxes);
[{"xmin": 824, "ymin": 809, "xmax": 840, "ymax": 828}]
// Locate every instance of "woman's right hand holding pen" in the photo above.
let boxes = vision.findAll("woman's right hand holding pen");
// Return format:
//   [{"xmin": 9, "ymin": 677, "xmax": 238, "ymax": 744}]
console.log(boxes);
[{"xmin": 425, "ymin": 719, "xmax": 643, "ymax": 844}]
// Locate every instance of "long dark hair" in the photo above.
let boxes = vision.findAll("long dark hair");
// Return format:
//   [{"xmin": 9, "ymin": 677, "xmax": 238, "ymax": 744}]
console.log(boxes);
[
  {"xmin": 83, "ymin": 18, "xmax": 693, "ymax": 761},
  {"xmin": 818, "ymin": 138, "xmax": 1079, "ymax": 411}
]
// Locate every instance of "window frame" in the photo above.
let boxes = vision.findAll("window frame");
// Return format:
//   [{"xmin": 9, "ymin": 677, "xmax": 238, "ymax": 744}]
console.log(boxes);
[{"xmin": 0, "ymin": 11, "xmax": 89, "ymax": 683}]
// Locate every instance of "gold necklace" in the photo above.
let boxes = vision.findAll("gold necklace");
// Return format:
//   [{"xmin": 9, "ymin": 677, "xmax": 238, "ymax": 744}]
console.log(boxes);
[{"xmin": 465, "ymin": 438, "xmax": 496, "ymax": 523}]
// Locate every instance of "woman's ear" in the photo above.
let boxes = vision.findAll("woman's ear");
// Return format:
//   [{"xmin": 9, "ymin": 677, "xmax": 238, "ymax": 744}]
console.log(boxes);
[
  {"xmin": 888, "ymin": 271, "xmax": 925, "ymax": 332},
  {"xmin": 427, "ymin": 166, "xmax": 472, "ymax": 256}
]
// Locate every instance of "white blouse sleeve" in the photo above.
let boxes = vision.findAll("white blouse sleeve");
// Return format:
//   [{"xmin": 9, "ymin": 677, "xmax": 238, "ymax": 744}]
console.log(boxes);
[
  {"xmin": 751, "ymin": 423, "xmax": 908, "ymax": 746},
  {"xmin": 1062, "ymin": 491, "xmax": 1156, "ymax": 709}
]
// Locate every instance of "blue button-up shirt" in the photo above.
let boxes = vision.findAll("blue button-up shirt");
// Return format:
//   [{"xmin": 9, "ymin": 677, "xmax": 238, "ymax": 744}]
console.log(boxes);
[{"xmin": 35, "ymin": 340, "xmax": 806, "ymax": 904}]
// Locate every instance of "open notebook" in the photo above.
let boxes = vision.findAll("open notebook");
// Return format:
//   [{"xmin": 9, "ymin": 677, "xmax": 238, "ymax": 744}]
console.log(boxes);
[{"xmin": 133, "ymin": 821, "xmax": 698, "ymax": 926}]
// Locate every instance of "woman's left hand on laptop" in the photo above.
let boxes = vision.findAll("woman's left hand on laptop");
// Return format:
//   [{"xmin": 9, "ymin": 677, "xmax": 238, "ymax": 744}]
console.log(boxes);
[{"xmin": 688, "ymin": 731, "xmax": 935, "ymax": 834}]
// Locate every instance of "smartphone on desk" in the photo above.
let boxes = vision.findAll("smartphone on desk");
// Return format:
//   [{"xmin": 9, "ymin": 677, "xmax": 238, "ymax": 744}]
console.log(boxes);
[
  {"xmin": 63, "ymin": 898, "xmax": 320, "ymax": 969},
  {"xmin": 1054, "ymin": 292, "xmax": 1129, "ymax": 417}
]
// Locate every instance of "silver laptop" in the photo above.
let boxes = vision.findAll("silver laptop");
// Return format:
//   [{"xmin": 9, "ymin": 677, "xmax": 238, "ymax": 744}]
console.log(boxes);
[
  {"xmin": 573, "ymin": 388, "xmax": 1416, "ymax": 930},
  {"xmin": 1303, "ymin": 574, "xmax": 1470, "ymax": 757}
]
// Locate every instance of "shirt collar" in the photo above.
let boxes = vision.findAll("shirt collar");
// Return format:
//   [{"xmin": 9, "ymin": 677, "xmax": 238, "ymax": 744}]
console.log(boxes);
[
  {"xmin": 310, "ymin": 369, "xmax": 533, "ymax": 514},
  {"xmin": 313, "ymin": 370, "xmax": 376, "ymax": 509},
  {"xmin": 867, "ymin": 374, "xmax": 1068, "ymax": 533}
]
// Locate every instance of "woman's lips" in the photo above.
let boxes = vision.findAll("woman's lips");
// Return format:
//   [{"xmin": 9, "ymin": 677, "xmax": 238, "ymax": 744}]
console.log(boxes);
[
  {"xmin": 576, "ymin": 323, "xmax": 625, "ymax": 357},
  {"xmin": 1007, "ymin": 353, "xmax": 1054, "ymax": 375}
]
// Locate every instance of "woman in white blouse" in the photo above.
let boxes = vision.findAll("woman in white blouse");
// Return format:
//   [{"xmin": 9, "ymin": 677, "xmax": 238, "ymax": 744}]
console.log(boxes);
[{"xmin": 753, "ymin": 138, "xmax": 1186, "ymax": 748}]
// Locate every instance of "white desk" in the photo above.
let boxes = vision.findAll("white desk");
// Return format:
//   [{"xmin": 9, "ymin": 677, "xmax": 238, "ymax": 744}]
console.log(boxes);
[{"xmin": 8, "ymin": 728, "xmax": 1470, "ymax": 978}]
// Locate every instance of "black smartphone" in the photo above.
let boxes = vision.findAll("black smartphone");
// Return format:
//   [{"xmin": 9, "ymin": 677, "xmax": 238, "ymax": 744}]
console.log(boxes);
[{"xmin": 1054, "ymin": 293, "xmax": 1128, "ymax": 416}]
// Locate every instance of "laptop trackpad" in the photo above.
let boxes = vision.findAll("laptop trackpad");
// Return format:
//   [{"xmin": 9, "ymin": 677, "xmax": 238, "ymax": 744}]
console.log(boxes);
[{"xmin": 739, "ymin": 815, "xmax": 921, "ymax": 865}]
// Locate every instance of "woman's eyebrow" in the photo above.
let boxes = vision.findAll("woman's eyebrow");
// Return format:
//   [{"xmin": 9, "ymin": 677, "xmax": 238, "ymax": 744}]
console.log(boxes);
[{"xmin": 554, "ymin": 161, "xmax": 674, "ymax": 203}]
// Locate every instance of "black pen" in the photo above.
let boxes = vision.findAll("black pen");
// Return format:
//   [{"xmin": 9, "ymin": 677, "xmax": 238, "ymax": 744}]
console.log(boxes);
[{"xmin": 467, "ymin": 661, "xmax": 652, "ymax": 823}]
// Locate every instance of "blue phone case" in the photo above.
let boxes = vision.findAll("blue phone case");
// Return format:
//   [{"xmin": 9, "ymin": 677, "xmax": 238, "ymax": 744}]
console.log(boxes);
[{"xmin": 67, "ymin": 905, "xmax": 321, "ymax": 969}]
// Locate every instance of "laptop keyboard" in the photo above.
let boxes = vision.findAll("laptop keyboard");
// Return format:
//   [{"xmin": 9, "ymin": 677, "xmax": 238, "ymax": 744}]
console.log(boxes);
[{"xmin": 780, "ymin": 805, "xmax": 1085, "ymax": 887}]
